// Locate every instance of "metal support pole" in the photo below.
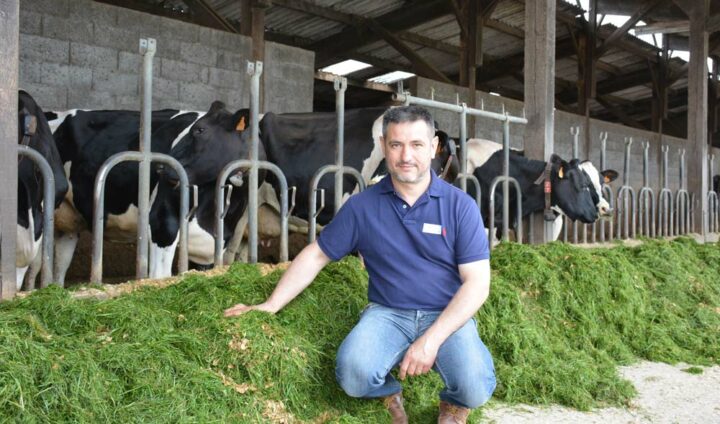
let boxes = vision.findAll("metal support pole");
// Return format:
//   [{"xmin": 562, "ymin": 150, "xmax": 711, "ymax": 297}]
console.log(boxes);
[
  {"xmin": 333, "ymin": 76, "xmax": 347, "ymax": 215},
  {"xmin": 1, "ymin": 0, "xmax": 19, "ymax": 299},
  {"xmin": 616, "ymin": 137, "xmax": 636, "ymax": 239},
  {"xmin": 136, "ymin": 38, "xmax": 156, "ymax": 279},
  {"xmin": 676, "ymin": 149, "xmax": 690, "ymax": 235},
  {"xmin": 638, "ymin": 141, "xmax": 656, "ymax": 238},
  {"xmin": 596, "ymin": 132, "xmax": 614, "ymax": 242},
  {"xmin": 658, "ymin": 145, "xmax": 674, "ymax": 237},
  {"xmin": 488, "ymin": 177, "xmax": 523, "ymax": 247},
  {"xmin": 247, "ymin": 61, "xmax": 262, "ymax": 262},
  {"xmin": 91, "ymin": 152, "xmax": 189, "ymax": 283},
  {"xmin": 459, "ymin": 103, "xmax": 468, "ymax": 192},
  {"xmin": 17, "ymin": 146, "xmax": 55, "ymax": 288},
  {"xmin": 215, "ymin": 160, "xmax": 290, "ymax": 266},
  {"xmin": 708, "ymin": 155, "xmax": 719, "ymax": 233},
  {"xmin": 502, "ymin": 114, "xmax": 511, "ymax": 239},
  {"xmin": 308, "ymin": 165, "xmax": 365, "ymax": 243}
]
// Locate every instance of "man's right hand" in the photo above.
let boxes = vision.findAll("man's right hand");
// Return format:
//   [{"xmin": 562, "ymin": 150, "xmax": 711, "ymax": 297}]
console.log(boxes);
[{"xmin": 224, "ymin": 302, "xmax": 276, "ymax": 317}]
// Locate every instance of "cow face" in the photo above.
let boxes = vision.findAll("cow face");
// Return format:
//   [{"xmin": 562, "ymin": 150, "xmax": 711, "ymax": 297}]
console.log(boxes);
[
  {"xmin": 167, "ymin": 102, "xmax": 255, "ymax": 186},
  {"xmin": 432, "ymin": 130, "xmax": 459, "ymax": 183},
  {"xmin": 579, "ymin": 161, "xmax": 618, "ymax": 217},
  {"xmin": 550, "ymin": 155, "xmax": 599, "ymax": 224}
]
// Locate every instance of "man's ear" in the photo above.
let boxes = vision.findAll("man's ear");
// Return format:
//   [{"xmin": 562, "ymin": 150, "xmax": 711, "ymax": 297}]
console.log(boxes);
[
  {"xmin": 379, "ymin": 135, "xmax": 386, "ymax": 156},
  {"xmin": 431, "ymin": 135, "xmax": 439, "ymax": 159}
]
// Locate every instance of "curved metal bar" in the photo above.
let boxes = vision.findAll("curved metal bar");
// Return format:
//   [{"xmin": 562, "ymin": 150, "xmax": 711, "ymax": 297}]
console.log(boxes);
[
  {"xmin": 214, "ymin": 159, "xmax": 290, "ymax": 267},
  {"xmin": 638, "ymin": 188, "xmax": 656, "ymax": 238},
  {"xmin": 488, "ymin": 176, "xmax": 523, "ymax": 246},
  {"xmin": 308, "ymin": 164, "xmax": 365, "ymax": 244},
  {"xmin": 91, "ymin": 151, "xmax": 190, "ymax": 283},
  {"xmin": 616, "ymin": 186, "xmax": 637, "ymax": 239},
  {"xmin": 658, "ymin": 188, "xmax": 675, "ymax": 237},
  {"xmin": 599, "ymin": 184, "xmax": 615, "ymax": 242},
  {"xmin": 708, "ymin": 191, "xmax": 719, "ymax": 233},
  {"xmin": 459, "ymin": 103, "xmax": 468, "ymax": 192},
  {"xmin": 454, "ymin": 173, "xmax": 481, "ymax": 207},
  {"xmin": 676, "ymin": 190, "xmax": 691, "ymax": 235},
  {"xmin": 334, "ymin": 76, "xmax": 347, "ymax": 215},
  {"xmin": 17, "ymin": 146, "xmax": 56, "ymax": 288}
]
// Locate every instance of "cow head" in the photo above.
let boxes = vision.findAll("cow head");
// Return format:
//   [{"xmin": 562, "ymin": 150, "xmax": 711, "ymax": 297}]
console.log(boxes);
[
  {"xmin": 432, "ymin": 130, "xmax": 459, "ymax": 183},
  {"xmin": 578, "ymin": 161, "xmax": 618, "ymax": 217},
  {"xmin": 549, "ymin": 154, "xmax": 602, "ymax": 224},
  {"xmin": 150, "ymin": 102, "xmax": 258, "ymax": 249}
]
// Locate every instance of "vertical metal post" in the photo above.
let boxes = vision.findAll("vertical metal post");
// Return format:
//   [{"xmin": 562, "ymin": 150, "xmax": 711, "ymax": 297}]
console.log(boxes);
[
  {"xmin": 136, "ymin": 38, "xmax": 155, "ymax": 280},
  {"xmin": 571, "ymin": 126, "xmax": 580, "ymax": 243},
  {"xmin": 502, "ymin": 114, "xmax": 510, "ymax": 239},
  {"xmin": 638, "ymin": 141, "xmax": 656, "ymax": 238},
  {"xmin": 708, "ymin": 155, "xmax": 718, "ymax": 233},
  {"xmin": 334, "ymin": 76, "xmax": 347, "ymax": 215},
  {"xmin": 616, "ymin": 137, "xmax": 636, "ymax": 239},
  {"xmin": 1, "ymin": 0, "xmax": 19, "ymax": 298},
  {"xmin": 247, "ymin": 61, "xmax": 262, "ymax": 262},
  {"xmin": 658, "ymin": 145, "xmax": 674, "ymax": 237},
  {"xmin": 459, "ymin": 103, "xmax": 468, "ymax": 192}
]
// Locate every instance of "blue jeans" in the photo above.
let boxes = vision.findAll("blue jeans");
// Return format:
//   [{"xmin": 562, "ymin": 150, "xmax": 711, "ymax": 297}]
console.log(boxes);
[{"xmin": 335, "ymin": 303, "xmax": 496, "ymax": 408}]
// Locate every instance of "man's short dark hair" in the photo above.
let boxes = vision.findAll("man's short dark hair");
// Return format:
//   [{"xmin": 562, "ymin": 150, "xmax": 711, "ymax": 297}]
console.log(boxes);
[{"xmin": 382, "ymin": 105, "xmax": 435, "ymax": 139}]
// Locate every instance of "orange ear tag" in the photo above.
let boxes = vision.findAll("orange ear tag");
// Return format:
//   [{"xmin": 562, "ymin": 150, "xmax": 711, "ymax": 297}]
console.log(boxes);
[{"xmin": 236, "ymin": 116, "xmax": 246, "ymax": 132}]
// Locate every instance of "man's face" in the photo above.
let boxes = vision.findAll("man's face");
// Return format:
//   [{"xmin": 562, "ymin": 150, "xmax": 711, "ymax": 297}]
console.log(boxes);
[{"xmin": 381, "ymin": 120, "xmax": 438, "ymax": 185}]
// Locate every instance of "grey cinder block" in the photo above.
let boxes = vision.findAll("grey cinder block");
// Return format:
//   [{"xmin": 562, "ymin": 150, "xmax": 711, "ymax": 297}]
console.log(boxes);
[
  {"xmin": 209, "ymin": 67, "xmax": 244, "ymax": 89},
  {"xmin": 20, "ymin": 34, "xmax": 70, "ymax": 64},
  {"xmin": 20, "ymin": 83, "xmax": 68, "ymax": 111},
  {"xmin": 19, "ymin": 10, "xmax": 42, "ymax": 35},
  {"xmin": 68, "ymin": 89, "xmax": 115, "ymax": 110},
  {"xmin": 43, "ymin": 15, "xmax": 93, "ymax": 43},
  {"xmin": 70, "ymin": 42, "xmax": 118, "ymax": 69},
  {"xmin": 180, "ymin": 42, "xmax": 217, "ymax": 66},
  {"xmin": 40, "ymin": 63, "xmax": 92, "ymax": 88},
  {"xmin": 161, "ymin": 58, "xmax": 208, "ymax": 84},
  {"xmin": 92, "ymin": 68, "xmax": 139, "ymax": 95}
]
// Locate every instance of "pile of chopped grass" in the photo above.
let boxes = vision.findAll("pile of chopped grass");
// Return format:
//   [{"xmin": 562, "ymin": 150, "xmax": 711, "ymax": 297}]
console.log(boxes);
[{"xmin": 0, "ymin": 238, "xmax": 718, "ymax": 422}]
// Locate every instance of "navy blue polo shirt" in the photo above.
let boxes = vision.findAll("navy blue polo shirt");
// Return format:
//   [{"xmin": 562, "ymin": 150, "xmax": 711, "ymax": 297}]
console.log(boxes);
[{"xmin": 317, "ymin": 170, "xmax": 490, "ymax": 310}]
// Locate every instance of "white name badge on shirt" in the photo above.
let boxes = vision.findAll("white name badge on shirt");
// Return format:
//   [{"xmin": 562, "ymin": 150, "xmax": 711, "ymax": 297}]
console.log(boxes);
[{"xmin": 422, "ymin": 223, "xmax": 442, "ymax": 235}]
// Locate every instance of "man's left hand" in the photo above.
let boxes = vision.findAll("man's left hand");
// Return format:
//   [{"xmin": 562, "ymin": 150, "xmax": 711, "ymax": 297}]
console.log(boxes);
[{"xmin": 398, "ymin": 337, "xmax": 439, "ymax": 380}]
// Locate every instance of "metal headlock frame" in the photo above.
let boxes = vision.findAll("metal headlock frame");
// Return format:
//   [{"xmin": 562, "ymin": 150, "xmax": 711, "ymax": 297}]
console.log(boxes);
[
  {"xmin": 657, "ymin": 145, "xmax": 675, "ymax": 237},
  {"xmin": 90, "ymin": 39, "xmax": 191, "ymax": 283},
  {"xmin": 616, "ymin": 137, "xmax": 637, "ymax": 239},
  {"xmin": 638, "ymin": 141, "xmax": 656, "ymax": 238},
  {"xmin": 675, "ymin": 149, "xmax": 691, "ymax": 235},
  {"xmin": 392, "ymin": 93, "xmax": 527, "ymax": 246},
  {"xmin": 17, "ymin": 145, "xmax": 56, "ymax": 288},
  {"xmin": 307, "ymin": 76, "xmax": 365, "ymax": 244},
  {"xmin": 216, "ymin": 61, "xmax": 293, "ymax": 264},
  {"xmin": 708, "ymin": 155, "xmax": 719, "ymax": 233},
  {"xmin": 592, "ymin": 132, "xmax": 615, "ymax": 243},
  {"xmin": 563, "ymin": 126, "xmax": 583, "ymax": 243}
]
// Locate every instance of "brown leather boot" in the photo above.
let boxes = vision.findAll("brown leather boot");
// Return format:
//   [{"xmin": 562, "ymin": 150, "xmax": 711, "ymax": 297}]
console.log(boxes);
[
  {"xmin": 382, "ymin": 392, "xmax": 408, "ymax": 424},
  {"xmin": 438, "ymin": 400, "xmax": 471, "ymax": 424}
]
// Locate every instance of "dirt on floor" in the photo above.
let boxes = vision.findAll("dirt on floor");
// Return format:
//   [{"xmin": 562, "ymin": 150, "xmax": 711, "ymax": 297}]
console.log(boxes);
[{"xmin": 482, "ymin": 361, "xmax": 720, "ymax": 424}]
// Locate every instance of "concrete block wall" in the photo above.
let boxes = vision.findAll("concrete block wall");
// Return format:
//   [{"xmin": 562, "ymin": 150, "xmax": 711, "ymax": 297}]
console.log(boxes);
[
  {"xmin": 410, "ymin": 77, "xmax": 701, "ymax": 195},
  {"xmin": 19, "ymin": 0, "xmax": 314, "ymax": 114}
]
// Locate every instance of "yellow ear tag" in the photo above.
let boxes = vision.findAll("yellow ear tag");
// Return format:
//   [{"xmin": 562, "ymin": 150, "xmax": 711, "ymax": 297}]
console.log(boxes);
[
  {"xmin": 236, "ymin": 116, "xmax": 246, "ymax": 132},
  {"xmin": 558, "ymin": 167, "xmax": 564, "ymax": 179},
  {"xmin": 604, "ymin": 175, "xmax": 611, "ymax": 184}
]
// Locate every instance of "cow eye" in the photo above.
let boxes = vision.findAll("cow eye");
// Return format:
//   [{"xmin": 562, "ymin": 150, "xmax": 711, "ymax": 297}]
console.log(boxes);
[{"xmin": 194, "ymin": 127, "xmax": 205, "ymax": 134}]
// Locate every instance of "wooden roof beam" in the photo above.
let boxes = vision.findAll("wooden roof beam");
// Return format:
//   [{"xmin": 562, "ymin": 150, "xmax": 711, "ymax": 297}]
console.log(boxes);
[
  {"xmin": 634, "ymin": 20, "xmax": 689, "ymax": 35},
  {"xmin": 365, "ymin": 19, "xmax": 452, "ymax": 84},
  {"xmin": 596, "ymin": 0, "xmax": 666, "ymax": 57}
]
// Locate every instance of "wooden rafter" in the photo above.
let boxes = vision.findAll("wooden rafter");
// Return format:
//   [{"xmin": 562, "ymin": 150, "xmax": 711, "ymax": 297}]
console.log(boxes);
[
  {"xmin": 634, "ymin": 20, "xmax": 689, "ymax": 35},
  {"xmin": 314, "ymin": 70, "xmax": 395, "ymax": 93},
  {"xmin": 449, "ymin": 0, "xmax": 468, "ymax": 39},
  {"xmin": 365, "ymin": 19, "xmax": 452, "ymax": 84},
  {"xmin": 596, "ymin": 0, "xmax": 666, "ymax": 57},
  {"xmin": 310, "ymin": 0, "xmax": 451, "ymax": 67},
  {"xmin": 708, "ymin": 14, "xmax": 720, "ymax": 33},
  {"xmin": 184, "ymin": 0, "xmax": 239, "ymax": 32}
]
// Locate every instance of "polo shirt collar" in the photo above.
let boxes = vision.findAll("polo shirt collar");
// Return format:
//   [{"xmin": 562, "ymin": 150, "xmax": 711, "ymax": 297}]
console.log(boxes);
[{"xmin": 377, "ymin": 169, "xmax": 445, "ymax": 197}]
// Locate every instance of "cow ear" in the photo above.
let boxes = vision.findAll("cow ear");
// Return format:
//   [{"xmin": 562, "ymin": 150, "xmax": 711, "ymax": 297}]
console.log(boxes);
[
  {"xmin": 231, "ymin": 109, "xmax": 250, "ymax": 132},
  {"xmin": 602, "ymin": 169, "xmax": 619, "ymax": 184},
  {"xmin": 209, "ymin": 101, "xmax": 226, "ymax": 114}
]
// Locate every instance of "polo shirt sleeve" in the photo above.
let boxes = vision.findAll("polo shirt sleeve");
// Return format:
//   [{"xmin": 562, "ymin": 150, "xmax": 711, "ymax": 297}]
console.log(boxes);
[
  {"xmin": 317, "ymin": 196, "xmax": 360, "ymax": 261},
  {"xmin": 454, "ymin": 195, "xmax": 490, "ymax": 264}
]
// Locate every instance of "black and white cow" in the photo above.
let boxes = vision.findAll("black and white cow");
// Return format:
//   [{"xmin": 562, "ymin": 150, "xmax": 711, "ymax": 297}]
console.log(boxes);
[
  {"xmin": 465, "ymin": 138, "xmax": 618, "ymax": 240},
  {"xmin": 149, "ymin": 102, "xmax": 252, "ymax": 275},
  {"xmin": 150, "ymin": 106, "xmax": 459, "ymax": 267},
  {"xmin": 15, "ymin": 90, "xmax": 69, "ymax": 289},
  {"xmin": 47, "ymin": 108, "xmax": 207, "ymax": 283}
]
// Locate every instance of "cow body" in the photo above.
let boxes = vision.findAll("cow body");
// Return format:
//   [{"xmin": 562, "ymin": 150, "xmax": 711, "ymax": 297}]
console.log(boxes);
[
  {"xmin": 465, "ymin": 138, "xmax": 617, "ymax": 240},
  {"xmin": 15, "ymin": 91, "xmax": 69, "ymax": 290},
  {"xmin": 47, "ymin": 108, "xmax": 202, "ymax": 283}
]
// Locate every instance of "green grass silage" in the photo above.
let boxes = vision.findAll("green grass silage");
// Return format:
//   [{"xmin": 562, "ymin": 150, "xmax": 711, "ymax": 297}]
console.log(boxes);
[{"xmin": 0, "ymin": 238, "xmax": 718, "ymax": 423}]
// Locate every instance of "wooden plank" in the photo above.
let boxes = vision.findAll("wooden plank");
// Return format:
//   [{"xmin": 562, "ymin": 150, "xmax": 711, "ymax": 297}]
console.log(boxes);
[
  {"xmin": 0, "ymin": 0, "xmax": 18, "ymax": 299},
  {"xmin": 365, "ymin": 19, "xmax": 452, "ymax": 84},
  {"xmin": 314, "ymin": 70, "xmax": 395, "ymax": 93},
  {"xmin": 240, "ymin": 0, "xmax": 252, "ymax": 36},
  {"xmin": 271, "ymin": 0, "xmax": 354, "ymax": 25},
  {"xmin": 634, "ymin": 20, "xmax": 689, "ymax": 35},
  {"xmin": 449, "ymin": 0, "xmax": 468, "ymax": 39}
]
